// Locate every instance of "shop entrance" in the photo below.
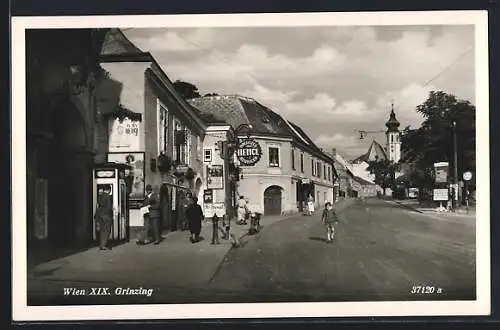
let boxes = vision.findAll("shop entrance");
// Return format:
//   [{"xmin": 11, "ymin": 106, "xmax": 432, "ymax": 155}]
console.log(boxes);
[{"xmin": 264, "ymin": 185, "xmax": 282, "ymax": 215}]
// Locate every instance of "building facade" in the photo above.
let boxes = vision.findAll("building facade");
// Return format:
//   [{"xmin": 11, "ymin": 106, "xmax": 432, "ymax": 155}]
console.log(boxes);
[
  {"xmin": 96, "ymin": 29, "xmax": 206, "ymax": 233},
  {"xmin": 190, "ymin": 95, "xmax": 336, "ymax": 216},
  {"xmin": 26, "ymin": 29, "xmax": 109, "ymax": 250}
]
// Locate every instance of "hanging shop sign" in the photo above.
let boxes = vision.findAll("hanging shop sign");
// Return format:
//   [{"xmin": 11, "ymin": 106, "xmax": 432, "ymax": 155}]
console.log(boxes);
[
  {"xmin": 207, "ymin": 164, "xmax": 224, "ymax": 189},
  {"xmin": 236, "ymin": 138, "xmax": 262, "ymax": 166},
  {"xmin": 433, "ymin": 162, "xmax": 449, "ymax": 184}
]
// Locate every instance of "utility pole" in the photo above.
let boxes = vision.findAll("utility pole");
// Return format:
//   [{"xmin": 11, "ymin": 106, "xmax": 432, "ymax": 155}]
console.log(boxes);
[{"xmin": 452, "ymin": 120, "xmax": 459, "ymax": 210}]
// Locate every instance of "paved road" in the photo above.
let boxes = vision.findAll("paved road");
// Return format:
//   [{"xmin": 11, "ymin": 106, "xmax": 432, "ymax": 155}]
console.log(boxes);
[
  {"xmin": 28, "ymin": 199, "xmax": 475, "ymax": 305},
  {"xmin": 206, "ymin": 198, "xmax": 476, "ymax": 303}
]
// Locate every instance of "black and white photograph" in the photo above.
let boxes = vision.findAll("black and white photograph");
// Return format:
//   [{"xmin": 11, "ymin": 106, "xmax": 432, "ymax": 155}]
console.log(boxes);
[{"xmin": 12, "ymin": 11, "xmax": 490, "ymax": 321}]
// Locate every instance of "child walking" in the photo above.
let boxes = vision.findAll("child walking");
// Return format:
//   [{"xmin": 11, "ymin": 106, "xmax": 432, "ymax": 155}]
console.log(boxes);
[{"xmin": 321, "ymin": 202, "xmax": 338, "ymax": 243}]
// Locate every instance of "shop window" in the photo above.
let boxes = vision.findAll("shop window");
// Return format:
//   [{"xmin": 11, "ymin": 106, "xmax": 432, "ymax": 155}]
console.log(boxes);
[
  {"xmin": 204, "ymin": 149, "xmax": 212, "ymax": 162},
  {"xmin": 269, "ymin": 147, "xmax": 280, "ymax": 167}
]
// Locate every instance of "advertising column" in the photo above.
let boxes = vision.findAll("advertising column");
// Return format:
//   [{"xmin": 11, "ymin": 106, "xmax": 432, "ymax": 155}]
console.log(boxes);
[{"xmin": 433, "ymin": 162, "xmax": 449, "ymax": 211}]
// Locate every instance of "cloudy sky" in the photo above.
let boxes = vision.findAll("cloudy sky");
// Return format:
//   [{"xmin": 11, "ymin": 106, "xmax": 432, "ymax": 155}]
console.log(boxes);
[{"xmin": 123, "ymin": 25, "xmax": 475, "ymax": 159}]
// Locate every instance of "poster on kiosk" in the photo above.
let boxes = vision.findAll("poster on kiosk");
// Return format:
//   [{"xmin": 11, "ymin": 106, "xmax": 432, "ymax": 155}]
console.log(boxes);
[{"xmin": 92, "ymin": 163, "xmax": 132, "ymax": 243}]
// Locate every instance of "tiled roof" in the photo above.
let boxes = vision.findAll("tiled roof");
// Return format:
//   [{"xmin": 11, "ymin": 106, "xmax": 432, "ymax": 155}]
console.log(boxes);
[
  {"xmin": 353, "ymin": 176, "xmax": 376, "ymax": 186},
  {"xmin": 100, "ymin": 28, "xmax": 144, "ymax": 56},
  {"xmin": 353, "ymin": 140, "xmax": 388, "ymax": 163},
  {"xmin": 189, "ymin": 95, "xmax": 334, "ymax": 163},
  {"xmin": 189, "ymin": 95, "xmax": 291, "ymax": 137}
]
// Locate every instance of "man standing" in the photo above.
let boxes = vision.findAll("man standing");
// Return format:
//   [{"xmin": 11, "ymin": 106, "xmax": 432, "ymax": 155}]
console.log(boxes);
[
  {"xmin": 149, "ymin": 185, "xmax": 162, "ymax": 245},
  {"xmin": 137, "ymin": 185, "xmax": 161, "ymax": 245},
  {"xmin": 95, "ymin": 185, "xmax": 113, "ymax": 250}
]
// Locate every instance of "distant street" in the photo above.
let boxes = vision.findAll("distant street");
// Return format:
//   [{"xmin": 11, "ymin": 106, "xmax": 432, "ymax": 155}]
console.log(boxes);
[{"xmin": 28, "ymin": 199, "xmax": 475, "ymax": 305}]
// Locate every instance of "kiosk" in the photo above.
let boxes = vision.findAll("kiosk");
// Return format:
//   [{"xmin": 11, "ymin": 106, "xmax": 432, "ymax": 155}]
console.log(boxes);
[{"xmin": 92, "ymin": 163, "xmax": 132, "ymax": 243}]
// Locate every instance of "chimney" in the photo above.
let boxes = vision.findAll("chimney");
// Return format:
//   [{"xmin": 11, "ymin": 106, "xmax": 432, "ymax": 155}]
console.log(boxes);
[{"xmin": 331, "ymin": 148, "xmax": 337, "ymax": 156}]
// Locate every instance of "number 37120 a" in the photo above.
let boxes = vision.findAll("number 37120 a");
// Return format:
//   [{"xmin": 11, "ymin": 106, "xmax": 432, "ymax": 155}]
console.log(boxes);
[{"xmin": 410, "ymin": 285, "xmax": 443, "ymax": 294}]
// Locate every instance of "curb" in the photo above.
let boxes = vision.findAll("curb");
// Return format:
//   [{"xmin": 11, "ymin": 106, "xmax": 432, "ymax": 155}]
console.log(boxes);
[{"xmin": 392, "ymin": 200, "xmax": 424, "ymax": 214}]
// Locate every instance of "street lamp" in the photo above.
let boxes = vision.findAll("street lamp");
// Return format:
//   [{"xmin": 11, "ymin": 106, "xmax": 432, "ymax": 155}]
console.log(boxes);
[{"xmin": 221, "ymin": 123, "xmax": 253, "ymax": 220}]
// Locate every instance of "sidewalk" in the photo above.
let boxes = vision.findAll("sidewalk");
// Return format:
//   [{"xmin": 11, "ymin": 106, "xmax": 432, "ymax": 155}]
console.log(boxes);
[
  {"xmin": 28, "ymin": 212, "xmax": 300, "ymax": 291},
  {"xmin": 389, "ymin": 199, "xmax": 476, "ymax": 218},
  {"xmin": 29, "ymin": 199, "xmax": 357, "ymax": 293}
]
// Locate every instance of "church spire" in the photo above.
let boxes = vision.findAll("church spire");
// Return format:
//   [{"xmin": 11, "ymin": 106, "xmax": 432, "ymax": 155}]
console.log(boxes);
[{"xmin": 385, "ymin": 100, "xmax": 400, "ymax": 132}]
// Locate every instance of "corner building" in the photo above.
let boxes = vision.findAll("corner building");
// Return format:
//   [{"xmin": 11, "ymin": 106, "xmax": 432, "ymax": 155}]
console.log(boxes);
[{"xmin": 190, "ymin": 95, "xmax": 336, "ymax": 216}]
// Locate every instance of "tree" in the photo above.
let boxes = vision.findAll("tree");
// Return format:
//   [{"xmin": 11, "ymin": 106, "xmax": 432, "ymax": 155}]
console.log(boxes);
[
  {"xmin": 401, "ymin": 91, "xmax": 476, "ymax": 192},
  {"xmin": 367, "ymin": 158, "xmax": 400, "ymax": 193},
  {"xmin": 172, "ymin": 80, "xmax": 201, "ymax": 99}
]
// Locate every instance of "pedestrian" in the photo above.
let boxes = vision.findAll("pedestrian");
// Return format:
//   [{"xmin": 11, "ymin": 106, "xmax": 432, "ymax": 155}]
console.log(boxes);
[
  {"xmin": 222, "ymin": 214, "xmax": 231, "ymax": 239},
  {"xmin": 237, "ymin": 196, "xmax": 247, "ymax": 225},
  {"xmin": 307, "ymin": 194, "xmax": 315, "ymax": 216},
  {"xmin": 137, "ymin": 184, "xmax": 156, "ymax": 245},
  {"xmin": 94, "ymin": 185, "xmax": 113, "ymax": 250},
  {"xmin": 149, "ymin": 185, "xmax": 162, "ymax": 245},
  {"xmin": 211, "ymin": 213, "xmax": 220, "ymax": 245},
  {"xmin": 182, "ymin": 192, "xmax": 192, "ymax": 230},
  {"xmin": 321, "ymin": 202, "xmax": 339, "ymax": 243},
  {"xmin": 187, "ymin": 196, "xmax": 204, "ymax": 243}
]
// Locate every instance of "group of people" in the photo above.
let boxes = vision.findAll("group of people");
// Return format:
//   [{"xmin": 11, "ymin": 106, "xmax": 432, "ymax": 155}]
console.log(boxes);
[
  {"xmin": 135, "ymin": 184, "xmax": 205, "ymax": 245},
  {"xmin": 93, "ymin": 184, "xmax": 206, "ymax": 250}
]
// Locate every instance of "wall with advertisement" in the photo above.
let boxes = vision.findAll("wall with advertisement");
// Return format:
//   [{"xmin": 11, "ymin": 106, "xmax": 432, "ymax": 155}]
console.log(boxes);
[
  {"xmin": 207, "ymin": 164, "xmax": 224, "ymax": 189},
  {"xmin": 107, "ymin": 152, "xmax": 145, "ymax": 201},
  {"xmin": 108, "ymin": 117, "xmax": 141, "ymax": 152}
]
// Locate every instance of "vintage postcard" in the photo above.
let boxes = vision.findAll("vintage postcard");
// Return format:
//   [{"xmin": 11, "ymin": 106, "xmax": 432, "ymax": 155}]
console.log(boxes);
[{"xmin": 11, "ymin": 10, "xmax": 490, "ymax": 321}]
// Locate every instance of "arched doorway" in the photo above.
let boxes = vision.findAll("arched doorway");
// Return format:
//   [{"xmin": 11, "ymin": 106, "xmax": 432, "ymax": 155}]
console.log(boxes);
[
  {"xmin": 264, "ymin": 185, "xmax": 282, "ymax": 215},
  {"xmin": 47, "ymin": 98, "xmax": 90, "ymax": 247}
]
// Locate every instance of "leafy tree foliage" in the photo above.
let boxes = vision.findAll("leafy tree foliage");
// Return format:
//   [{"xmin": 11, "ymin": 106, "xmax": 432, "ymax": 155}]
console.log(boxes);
[
  {"xmin": 401, "ymin": 91, "xmax": 475, "ymax": 189},
  {"xmin": 172, "ymin": 80, "xmax": 201, "ymax": 99},
  {"xmin": 366, "ymin": 158, "xmax": 400, "ymax": 190}
]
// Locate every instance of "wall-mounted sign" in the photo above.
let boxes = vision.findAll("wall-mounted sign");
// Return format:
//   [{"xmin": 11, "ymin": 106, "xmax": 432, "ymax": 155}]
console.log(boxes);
[
  {"xmin": 207, "ymin": 164, "xmax": 224, "ymax": 189},
  {"xmin": 203, "ymin": 189, "xmax": 213, "ymax": 204},
  {"xmin": 95, "ymin": 170, "xmax": 116, "ymax": 178},
  {"xmin": 237, "ymin": 138, "xmax": 262, "ymax": 166},
  {"xmin": 204, "ymin": 203, "xmax": 225, "ymax": 218},
  {"xmin": 108, "ymin": 117, "xmax": 140, "ymax": 152},
  {"xmin": 433, "ymin": 188, "xmax": 449, "ymax": 201},
  {"xmin": 108, "ymin": 152, "xmax": 145, "ymax": 200},
  {"xmin": 433, "ymin": 162, "xmax": 449, "ymax": 183}
]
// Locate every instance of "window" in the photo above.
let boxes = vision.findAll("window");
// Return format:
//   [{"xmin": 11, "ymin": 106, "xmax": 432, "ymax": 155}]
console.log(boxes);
[
  {"xmin": 300, "ymin": 153, "xmax": 304, "ymax": 172},
  {"xmin": 269, "ymin": 147, "xmax": 280, "ymax": 167},
  {"xmin": 185, "ymin": 129, "xmax": 191, "ymax": 164},
  {"xmin": 291, "ymin": 149, "xmax": 295, "ymax": 170},
  {"xmin": 157, "ymin": 100, "xmax": 169, "ymax": 154},
  {"xmin": 311, "ymin": 159, "xmax": 315, "ymax": 176},
  {"xmin": 317, "ymin": 162, "xmax": 322, "ymax": 178},
  {"xmin": 324, "ymin": 164, "xmax": 327, "ymax": 180},
  {"xmin": 204, "ymin": 149, "xmax": 212, "ymax": 162}
]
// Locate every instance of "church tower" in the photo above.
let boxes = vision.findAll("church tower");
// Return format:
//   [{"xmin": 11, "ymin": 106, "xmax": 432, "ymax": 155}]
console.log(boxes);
[{"xmin": 385, "ymin": 101, "xmax": 401, "ymax": 163}]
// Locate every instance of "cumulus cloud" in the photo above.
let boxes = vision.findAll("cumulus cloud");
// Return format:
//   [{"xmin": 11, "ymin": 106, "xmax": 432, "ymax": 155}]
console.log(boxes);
[
  {"xmin": 314, "ymin": 133, "xmax": 368, "ymax": 159},
  {"xmin": 120, "ymin": 25, "xmax": 474, "ymax": 153}
]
